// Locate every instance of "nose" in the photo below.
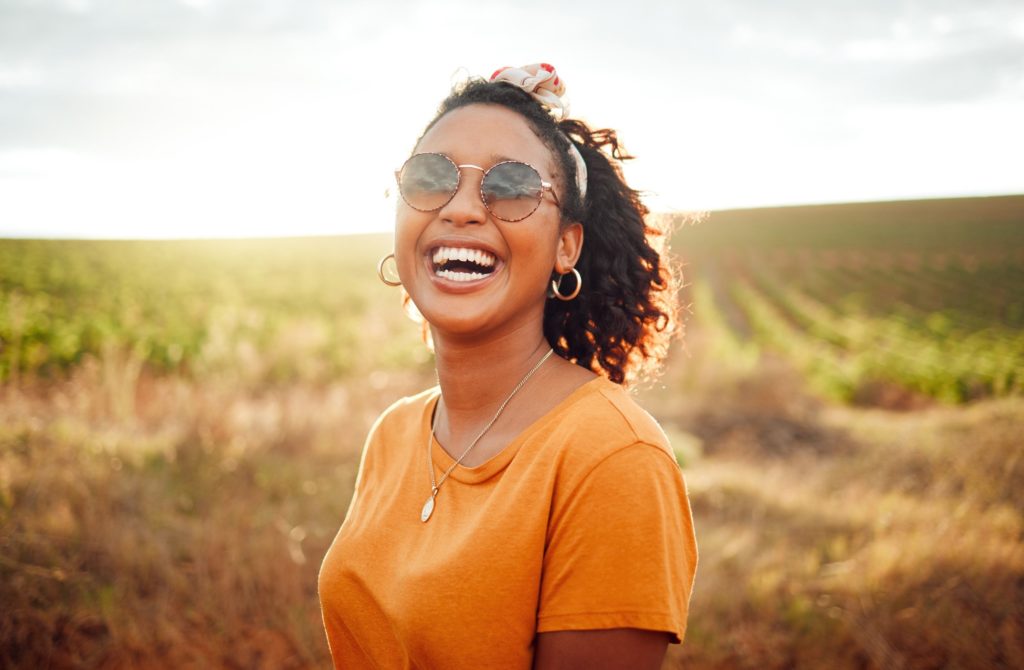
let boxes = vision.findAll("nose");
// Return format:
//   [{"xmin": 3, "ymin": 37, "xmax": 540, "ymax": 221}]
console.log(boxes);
[{"xmin": 438, "ymin": 164, "xmax": 488, "ymax": 226}]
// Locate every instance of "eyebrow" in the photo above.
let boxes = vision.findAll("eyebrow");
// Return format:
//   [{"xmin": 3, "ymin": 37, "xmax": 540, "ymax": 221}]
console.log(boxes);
[
  {"xmin": 484, "ymin": 153, "xmax": 555, "ymax": 179},
  {"xmin": 451, "ymin": 153, "xmax": 521, "ymax": 167},
  {"xmin": 430, "ymin": 151, "xmax": 555, "ymax": 179}
]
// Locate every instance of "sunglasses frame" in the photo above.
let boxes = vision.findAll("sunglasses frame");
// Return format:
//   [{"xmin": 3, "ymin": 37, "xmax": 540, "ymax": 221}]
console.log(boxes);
[{"xmin": 395, "ymin": 152, "xmax": 561, "ymax": 222}]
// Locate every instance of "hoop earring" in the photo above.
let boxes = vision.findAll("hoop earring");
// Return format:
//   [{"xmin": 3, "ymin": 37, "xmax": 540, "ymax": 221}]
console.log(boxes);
[
  {"xmin": 550, "ymin": 267, "xmax": 582, "ymax": 301},
  {"xmin": 377, "ymin": 253, "xmax": 402, "ymax": 286}
]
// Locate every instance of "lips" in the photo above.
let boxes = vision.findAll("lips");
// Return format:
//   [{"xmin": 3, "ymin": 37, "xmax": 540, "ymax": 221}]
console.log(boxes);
[{"xmin": 429, "ymin": 245, "xmax": 499, "ymax": 283}]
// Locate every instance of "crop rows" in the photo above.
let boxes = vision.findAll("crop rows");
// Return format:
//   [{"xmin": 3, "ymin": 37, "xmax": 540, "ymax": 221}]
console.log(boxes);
[
  {"xmin": 670, "ymin": 196, "xmax": 1024, "ymax": 403},
  {"xmin": 2, "ymin": 197, "xmax": 1022, "ymax": 403},
  {"xmin": 0, "ymin": 237, "xmax": 430, "ymax": 386}
]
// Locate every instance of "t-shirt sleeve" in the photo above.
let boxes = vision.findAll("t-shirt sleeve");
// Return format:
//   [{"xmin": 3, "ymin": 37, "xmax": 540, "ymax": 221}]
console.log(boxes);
[{"xmin": 536, "ymin": 442, "xmax": 698, "ymax": 644}]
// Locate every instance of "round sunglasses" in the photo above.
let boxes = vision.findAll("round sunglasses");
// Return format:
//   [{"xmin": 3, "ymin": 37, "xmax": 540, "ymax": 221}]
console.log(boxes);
[{"xmin": 395, "ymin": 153, "xmax": 560, "ymax": 222}]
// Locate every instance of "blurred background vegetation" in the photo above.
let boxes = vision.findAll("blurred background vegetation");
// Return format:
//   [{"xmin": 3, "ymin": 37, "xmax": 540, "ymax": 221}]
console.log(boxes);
[{"xmin": 1, "ymin": 195, "xmax": 1022, "ymax": 669}]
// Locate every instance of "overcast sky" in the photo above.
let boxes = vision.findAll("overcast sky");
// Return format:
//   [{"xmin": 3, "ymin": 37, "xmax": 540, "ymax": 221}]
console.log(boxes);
[{"xmin": 1, "ymin": 0, "xmax": 1022, "ymax": 238}]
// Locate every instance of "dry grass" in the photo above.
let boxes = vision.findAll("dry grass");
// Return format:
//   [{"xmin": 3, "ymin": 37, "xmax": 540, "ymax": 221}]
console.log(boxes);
[
  {"xmin": 0, "ymin": 359, "xmax": 432, "ymax": 669},
  {"xmin": 647, "ymin": 349, "xmax": 1024, "ymax": 670}
]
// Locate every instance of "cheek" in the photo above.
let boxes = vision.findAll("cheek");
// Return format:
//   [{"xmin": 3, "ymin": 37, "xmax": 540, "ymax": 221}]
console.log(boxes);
[
  {"xmin": 511, "ymin": 228, "xmax": 560, "ymax": 279},
  {"xmin": 391, "ymin": 213, "xmax": 423, "ymax": 280}
]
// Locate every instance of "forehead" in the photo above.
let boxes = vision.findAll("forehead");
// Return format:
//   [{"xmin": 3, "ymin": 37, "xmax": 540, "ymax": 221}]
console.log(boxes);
[{"xmin": 416, "ymin": 104, "xmax": 557, "ymax": 176}]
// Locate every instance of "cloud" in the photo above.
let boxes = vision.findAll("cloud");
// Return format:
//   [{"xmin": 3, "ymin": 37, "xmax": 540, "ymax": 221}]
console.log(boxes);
[
  {"xmin": 705, "ymin": 1, "xmax": 1023, "ymax": 103},
  {"xmin": 1, "ymin": 0, "xmax": 1022, "ymax": 235}
]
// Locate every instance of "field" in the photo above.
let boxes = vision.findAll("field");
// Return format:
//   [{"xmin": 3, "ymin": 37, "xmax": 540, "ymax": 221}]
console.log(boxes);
[
  {"xmin": 671, "ymin": 196, "xmax": 1024, "ymax": 405},
  {"xmin": 1, "ymin": 195, "xmax": 1023, "ymax": 668}
]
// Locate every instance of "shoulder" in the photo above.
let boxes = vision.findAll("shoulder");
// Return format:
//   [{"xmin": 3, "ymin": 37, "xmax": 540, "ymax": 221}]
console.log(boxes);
[
  {"xmin": 592, "ymin": 378, "xmax": 671, "ymax": 449},
  {"xmin": 360, "ymin": 386, "xmax": 438, "ymax": 464},
  {"xmin": 369, "ymin": 386, "xmax": 437, "ymax": 435},
  {"xmin": 560, "ymin": 377, "xmax": 673, "ymax": 454},
  {"xmin": 542, "ymin": 377, "xmax": 678, "ymax": 487}
]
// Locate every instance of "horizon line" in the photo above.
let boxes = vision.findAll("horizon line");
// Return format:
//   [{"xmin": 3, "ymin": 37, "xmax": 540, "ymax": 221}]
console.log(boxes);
[{"xmin": 2, "ymin": 192, "xmax": 1021, "ymax": 243}]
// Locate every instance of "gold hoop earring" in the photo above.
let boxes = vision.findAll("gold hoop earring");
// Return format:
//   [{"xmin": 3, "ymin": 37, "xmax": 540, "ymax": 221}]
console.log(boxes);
[
  {"xmin": 377, "ymin": 253, "xmax": 402, "ymax": 286},
  {"xmin": 550, "ymin": 267, "xmax": 582, "ymax": 301}
]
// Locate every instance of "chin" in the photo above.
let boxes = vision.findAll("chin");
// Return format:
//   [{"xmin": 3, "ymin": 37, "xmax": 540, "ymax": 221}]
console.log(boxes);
[{"xmin": 419, "ymin": 306, "xmax": 496, "ymax": 338}]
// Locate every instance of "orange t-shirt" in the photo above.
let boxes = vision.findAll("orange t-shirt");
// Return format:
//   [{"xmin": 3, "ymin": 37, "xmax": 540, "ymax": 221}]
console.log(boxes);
[{"xmin": 318, "ymin": 375, "xmax": 698, "ymax": 669}]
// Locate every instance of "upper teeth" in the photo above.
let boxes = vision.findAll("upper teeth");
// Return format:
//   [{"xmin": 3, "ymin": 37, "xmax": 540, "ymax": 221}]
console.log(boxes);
[{"xmin": 432, "ymin": 246, "xmax": 496, "ymax": 267}]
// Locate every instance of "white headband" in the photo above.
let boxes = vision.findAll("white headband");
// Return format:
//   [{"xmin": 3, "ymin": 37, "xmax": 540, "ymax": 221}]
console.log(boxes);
[{"xmin": 490, "ymin": 63, "xmax": 588, "ymax": 202}]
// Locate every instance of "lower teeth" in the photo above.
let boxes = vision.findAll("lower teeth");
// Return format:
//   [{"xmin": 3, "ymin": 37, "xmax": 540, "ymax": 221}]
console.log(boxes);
[{"xmin": 437, "ymin": 269, "xmax": 486, "ymax": 282}]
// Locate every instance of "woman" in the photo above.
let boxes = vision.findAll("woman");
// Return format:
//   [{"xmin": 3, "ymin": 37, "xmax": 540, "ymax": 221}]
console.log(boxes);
[{"xmin": 318, "ymin": 63, "xmax": 698, "ymax": 669}]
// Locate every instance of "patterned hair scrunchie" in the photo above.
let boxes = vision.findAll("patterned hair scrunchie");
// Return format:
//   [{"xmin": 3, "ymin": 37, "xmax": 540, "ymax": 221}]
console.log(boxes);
[
  {"xmin": 491, "ymin": 63, "xmax": 569, "ymax": 118},
  {"xmin": 489, "ymin": 63, "xmax": 588, "ymax": 202}
]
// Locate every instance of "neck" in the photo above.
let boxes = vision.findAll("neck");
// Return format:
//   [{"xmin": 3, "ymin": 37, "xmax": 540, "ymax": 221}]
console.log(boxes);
[{"xmin": 431, "ymin": 323, "xmax": 550, "ymax": 425}]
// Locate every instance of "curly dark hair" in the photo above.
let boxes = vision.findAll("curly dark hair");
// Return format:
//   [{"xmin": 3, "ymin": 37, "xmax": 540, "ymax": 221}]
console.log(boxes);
[{"xmin": 413, "ymin": 77, "xmax": 680, "ymax": 385}]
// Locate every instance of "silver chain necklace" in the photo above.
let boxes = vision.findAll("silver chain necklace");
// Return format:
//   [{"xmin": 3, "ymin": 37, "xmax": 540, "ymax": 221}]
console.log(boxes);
[{"xmin": 421, "ymin": 348, "xmax": 555, "ymax": 523}]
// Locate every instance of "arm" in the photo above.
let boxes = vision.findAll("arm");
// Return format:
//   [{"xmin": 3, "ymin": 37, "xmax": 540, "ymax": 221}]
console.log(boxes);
[{"xmin": 533, "ymin": 628, "xmax": 671, "ymax": 670}]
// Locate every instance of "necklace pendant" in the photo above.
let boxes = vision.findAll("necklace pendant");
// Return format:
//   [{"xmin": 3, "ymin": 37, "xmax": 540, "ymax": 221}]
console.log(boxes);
[{"xmin": 420, "ymin": 495, "xmax": 436, "ymax": 523}]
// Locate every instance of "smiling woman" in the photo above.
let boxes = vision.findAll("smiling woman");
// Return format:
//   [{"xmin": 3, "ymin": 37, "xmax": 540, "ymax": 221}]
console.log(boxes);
[{"xmin": 317, "ymin": 63, "xmax": 698, "ymax": 670}]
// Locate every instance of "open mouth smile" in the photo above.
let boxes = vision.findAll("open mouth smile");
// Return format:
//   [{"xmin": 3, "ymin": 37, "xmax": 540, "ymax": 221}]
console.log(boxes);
[{"xmin": 430, "ymin": 245, "xmax": 499, "ymax": 283}]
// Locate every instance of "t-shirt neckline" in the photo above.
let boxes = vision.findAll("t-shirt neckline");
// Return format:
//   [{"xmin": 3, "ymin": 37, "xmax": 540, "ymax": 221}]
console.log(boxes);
[{"xmin": 422, "ymin": 375, "xmax": 612, "ymax": 484}]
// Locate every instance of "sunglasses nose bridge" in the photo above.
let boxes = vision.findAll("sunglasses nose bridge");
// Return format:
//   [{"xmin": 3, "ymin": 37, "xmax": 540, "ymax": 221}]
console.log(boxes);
[
  {"xmin": 440, "ymin": 163, "xmax": 489, "ymax": 224},
  {"xmin": 454, "ymin": 163, "xmax": 487, "ymax": 197}
]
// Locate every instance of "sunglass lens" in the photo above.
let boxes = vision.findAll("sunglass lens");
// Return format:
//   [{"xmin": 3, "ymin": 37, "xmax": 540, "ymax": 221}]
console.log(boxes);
[
  {"xmin": 400, "ymin": 153, "xmax": 458, "ymax": 211},
  {"xmin": 482, "ymin": 162, "xmax": 543, "ymax": 221}
]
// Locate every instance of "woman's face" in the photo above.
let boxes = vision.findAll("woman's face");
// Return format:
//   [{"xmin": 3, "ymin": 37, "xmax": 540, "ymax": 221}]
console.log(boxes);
[{"xmin": 394, "ymin": 103, "xmax": 582, "ymax": 342}]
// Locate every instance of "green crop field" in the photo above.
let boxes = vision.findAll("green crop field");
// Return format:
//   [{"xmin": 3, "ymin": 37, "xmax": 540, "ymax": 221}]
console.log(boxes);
[
  {"xmin": 2, "ymin": 195, "xmax": 1021, "ymax": 404},
  {"xmin": 2, "ymin": 195, "xmax": 1022, "ymax": 669},
  {"xmin": 670, "ymin": 195, "xmax": 1024, "ymax": 404},
  {"xmin": 0, "ymin": 235, "xmax": 436, "ymax": 389}
]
